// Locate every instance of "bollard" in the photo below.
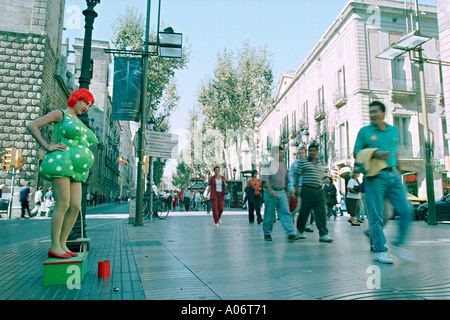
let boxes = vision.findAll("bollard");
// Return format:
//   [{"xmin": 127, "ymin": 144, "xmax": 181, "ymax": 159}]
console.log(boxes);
[{"xmin": 98, "ymin": 260, "xmax": 110, "ymax": 278}]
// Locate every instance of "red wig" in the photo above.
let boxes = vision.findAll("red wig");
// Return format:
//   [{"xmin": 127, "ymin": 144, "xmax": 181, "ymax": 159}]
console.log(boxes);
[{"xmin": 67, "ymin": 88, "xmax": 95, "ymax": 108}]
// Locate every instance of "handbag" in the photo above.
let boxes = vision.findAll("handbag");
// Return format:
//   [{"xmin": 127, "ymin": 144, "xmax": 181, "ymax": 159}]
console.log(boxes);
[{"xmin": 222, "ymin": 177, "xmax": 229, "ymax": 195}]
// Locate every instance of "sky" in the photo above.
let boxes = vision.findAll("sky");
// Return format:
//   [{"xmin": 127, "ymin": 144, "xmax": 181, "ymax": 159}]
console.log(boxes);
[
  {"xmin": 62, "ymin": 0, "xmax": 436, "ymax": 132},
  {"xmin": 62, "ymin": 0, "xmax": 437, "ymax": 178}
]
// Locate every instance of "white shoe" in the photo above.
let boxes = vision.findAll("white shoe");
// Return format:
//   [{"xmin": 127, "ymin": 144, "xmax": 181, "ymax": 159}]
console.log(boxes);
[
  {"xmin": 392, "ymin": 245, "xmax": 417, "ymax": 263},
  {"xmin": 319, "ymin": 235, "xmax": 333, "ymax": 243},
  {"xmin": 215, "ymin": 223, "xmax": 219, "ymax": 228},
  {"xmin": 374, "ymin": 251, "xmax": 393, "ymax": 264}
]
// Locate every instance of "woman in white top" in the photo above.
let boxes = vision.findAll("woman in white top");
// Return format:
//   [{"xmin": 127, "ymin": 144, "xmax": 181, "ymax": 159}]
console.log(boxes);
[
  {"xmin": 346, "ymin": 172, "xmax": 361, "ymax": 226},
  {"xmin": 206, "ymin": 166, "xmax": 228, "ymax": 227}
]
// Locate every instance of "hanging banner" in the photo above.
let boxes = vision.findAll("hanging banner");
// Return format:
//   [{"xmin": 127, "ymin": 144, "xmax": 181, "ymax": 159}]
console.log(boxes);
[{"xmin": 112, "ymin": 57, "xmax": 142, "ymax": 121}]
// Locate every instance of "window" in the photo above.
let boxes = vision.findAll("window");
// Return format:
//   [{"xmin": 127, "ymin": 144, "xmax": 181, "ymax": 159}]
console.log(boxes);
[
  {"xmin": 302, "ymin": 100, "xmax": 308, "ymax": 122},
  {"xmin": 443, "ymin": 118, "xmax": 449, "ymax": 157},
  {"xmin": 368, "ymin": 29, "xmax": 382, "ymax": 80},
  {"xmin": 337, "ymin": 67, "xmax": 345, "ymax": 97},
  {"xmin": 394, "ymin": 117, "xmax": 412, "ymax": 146},
  {"xmin": 317, "ymin": 86, "xmax": 324, "ymax": 111},
  {"xmin": 392, "ymin": 58, "xmax": 407, "ymax": 91},
  {"xmin": 339, "ymin": 122, "xmax": 349, "ymax": 160},
  {"xmin": 320, "ymin": 132, "xmax": 328, "ymax": 164}
]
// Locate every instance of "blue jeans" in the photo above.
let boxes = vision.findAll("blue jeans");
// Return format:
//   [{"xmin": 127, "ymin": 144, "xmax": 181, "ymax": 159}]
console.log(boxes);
[
  {"xmin": 364, "ymin": 170, "xmax": 412, "ymax": 252},
  {"xmin": 263, "ymin": 190, "xmax": 296, "ymax": 237}
]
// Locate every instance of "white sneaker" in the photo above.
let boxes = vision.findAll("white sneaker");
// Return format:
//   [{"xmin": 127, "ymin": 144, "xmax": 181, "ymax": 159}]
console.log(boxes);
[
  {"xmin": 374, "ymin": 251, "xmax": 393, "ymax": 264},
  {"xmin": 392, "ymin": 245, "xmax": 417, "ymax": 263},
  {"xmin": 319, "ymin": 235, "xmax": 333, "ymax": 243}
]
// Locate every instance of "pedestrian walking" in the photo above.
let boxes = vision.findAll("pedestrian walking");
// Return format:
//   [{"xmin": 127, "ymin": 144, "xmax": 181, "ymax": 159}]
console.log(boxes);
[
  {"xmin": 194, "ymin": 191, "xmax": 201, "ymax": 211},
  {"xmin": 288, "ymin": 147, "xmax": 314, "ymax": 231},
  {"xmin": 225, "ymin": 192, "xmax": 231, "ymax": 209},
  {"xmin": 44, "ymin": 187, "xmax": 55, "ymax": 217},
  {"xmin": 354, "ymin": 100, "xmax": 414, "ymax": 264},
  {"xmin": 346, "ymin": 172, "xmax": 361, "ymax": 226},
  {"xmin": 203, "ymin": 188, "xmax": 211, "ymax": 214},
  {"xmin": 173, "ymin": 191, "xmax": 177, "ymax": 209},
  {"xmin": 0, "ymin": 184, "xmax": 5, "ymax": 198},
  {"xmin": 183, "ymin": 188, "xmax": 191, "ymax": 211},
  {"xmin": 246, "ymin": 170, "xmax": 263, "ymax": 224},
  {"xmin": 30, "ymin": 186, "xmax": 44, "ymax": 217},
  {"xmin": 323, "ymin": 176, "xmax": 338, "ymax": 220},
  {"xmin": 19, "ymin": 182, "xmax": 32, "ymax": 219},
  {"xmin": 294, "ymin": 142, "xmax": 333, "ymax": 242},
  {"xmin": 27, "ymin": 88, "xmax": 98, "ymax": 259},
  {"xmin": 261, "ymin": 146, "xmax": 302, "ymax": 242},
  {"xmin": 206, "ymin": 166, "xmax": 228, "ymax": 227}
]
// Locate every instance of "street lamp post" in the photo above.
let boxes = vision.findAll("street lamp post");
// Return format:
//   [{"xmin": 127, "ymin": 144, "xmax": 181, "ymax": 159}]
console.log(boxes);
[
  {"xmin": 417, "ymin": 47, "xmax": 437, "ymax": 225},
  {"xmin": 68, "ymin": 0, "xmax": 100, "ymax": 245},
  {"xmin": 134, "ymin": 0, "xmax": 152, "ymax": 227},
  {"xmin": 375, "ymin": 2, "xmax": 448, "ymax": 225},
  {"xmin": 78, "ymin": 1, "xmax": 100, "ymax": 90},
  {"xmin": 412, "ymin": 0, "xmax": 436, "ymax": 225},
  {"xmin": 106, "ymin": 0, "xmax": 183, "ymax": 226}
]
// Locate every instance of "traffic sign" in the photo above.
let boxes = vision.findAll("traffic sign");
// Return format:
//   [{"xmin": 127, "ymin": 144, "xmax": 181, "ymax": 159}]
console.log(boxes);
[
  {"xmin": 145, "ymin": 131, "xmax": 178, "ymax": 143},
  {"xmin": 142, "ymin": 131, "xmax": 179, "ymax": 159},
  {"xmin": 146, "ymin": 150, "xmax": 177, "ymax": 159},
  {"xmin": 145, "ymin": 141, "xmax": 178, "ymax": 152}
]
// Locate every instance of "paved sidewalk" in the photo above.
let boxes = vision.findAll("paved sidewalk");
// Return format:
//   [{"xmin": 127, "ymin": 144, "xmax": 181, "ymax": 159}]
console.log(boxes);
[{"xmin": 0, "ymin": 209, "xmax": 450, "ymax": 300}]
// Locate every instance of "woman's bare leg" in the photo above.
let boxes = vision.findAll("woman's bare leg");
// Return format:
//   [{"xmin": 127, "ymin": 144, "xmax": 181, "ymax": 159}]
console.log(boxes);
[
  {"xmin": 60, "ymin": 181, "xmax": 82, "ymax": 252},
  {"xmin": 50, "ymin": 177, "xmax": 71, "ymax": 254}
]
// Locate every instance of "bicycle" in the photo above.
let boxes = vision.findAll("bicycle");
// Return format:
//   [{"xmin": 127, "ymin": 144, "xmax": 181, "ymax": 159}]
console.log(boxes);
[{"xmin": 142, "ymin": 193, "xmax": 170, "ymax": 220}]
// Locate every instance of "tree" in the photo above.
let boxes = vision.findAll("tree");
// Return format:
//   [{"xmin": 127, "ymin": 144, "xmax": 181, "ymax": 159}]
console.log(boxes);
[
  {"xmin": 172, "ymin": 158, "xmax": 193, "ymax": 189},
  {"xmin": 198, "ymin": 40, "xmax": 274, "ymax": 176},
  {"xmin": 112, "ymin": 6, "xmax": 190, "ymax": 128},
  {"xmin": 111, "ymin": 6, "xmax": 190, "ymax": 185},
  {"xmin": 173, "ymin": 106, "xmax": 213, "ymax": 187}
]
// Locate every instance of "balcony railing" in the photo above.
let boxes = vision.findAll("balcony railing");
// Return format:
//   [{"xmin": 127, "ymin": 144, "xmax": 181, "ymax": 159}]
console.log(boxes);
[
  {"xmin": 332, "ymin": 86, "xmax": 347, "ymax": 108},
  {"xmin": 314, "ymin": 104, "xmax": 326, "ymax": 122},
  {"xmin": 298, "ymin": 119, "xmax": 308, "ymax": 131},
  {"xmin": 391, "ymin": 78, "xmax": 418, "ymax": 93},
  {"xmin": 397, "ymin": 144, "xmax": 423, "ymax": 158}
]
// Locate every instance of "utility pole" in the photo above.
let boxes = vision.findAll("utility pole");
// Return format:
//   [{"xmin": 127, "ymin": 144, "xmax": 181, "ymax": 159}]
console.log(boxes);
[
  {"xmin": 134, "ymin": 0, "xmax": 151, "ymax": 226},
  {"xmin": 69, "ymin": 0, "xmax": 101, "ymax": 244},
  {"xmin": 414, "ymin": 0, "xmax": 437, "ymax": 225}
]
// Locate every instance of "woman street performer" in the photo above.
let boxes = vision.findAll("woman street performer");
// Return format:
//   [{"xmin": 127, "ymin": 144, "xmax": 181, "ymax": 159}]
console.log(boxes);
[{"xmin": 27, "ymin": 88, "xmax": 99, "ymax": 259}]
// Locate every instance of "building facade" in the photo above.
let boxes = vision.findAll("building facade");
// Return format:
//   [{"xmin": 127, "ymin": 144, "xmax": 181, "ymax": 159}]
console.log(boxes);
[
  {"xmin": 72, "ymin": 38, "xmax": 122, "ymax": 200},
  {"xmin": 119, "ymin": 120, "xmax": 136, "ymax": 198},
  {"xmin": 0, "ymin": 0, "xmax": 72, "ymax": 216},
  {"xmin": 258, "ymin": 0, "xmax": 446, "ymax": 199},
  {"xmin": 437, "ymin": 0, "xmax": 450, "ymax": 196}
]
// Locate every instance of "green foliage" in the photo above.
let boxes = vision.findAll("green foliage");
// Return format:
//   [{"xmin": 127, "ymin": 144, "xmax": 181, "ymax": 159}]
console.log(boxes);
[
  {"xmin": 111, "ymin": 5, "xmax": 190, "ymax": 185},
  {"xmin": 197, "ymin": 40, "xmax": 275, "ymax": 175},
  {"xmin": 172, "ymin": 158, "xmax": 194, "ymax": 189},
  {"xmin": 198, "ymin": 40, "xmax": 274, "ymax": 133}
]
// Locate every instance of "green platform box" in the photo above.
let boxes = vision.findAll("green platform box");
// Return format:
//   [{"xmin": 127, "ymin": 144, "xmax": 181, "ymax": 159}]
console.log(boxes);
[{"xmin": 43, "ymin": 252, "xmax": 89, "ymax": 286}]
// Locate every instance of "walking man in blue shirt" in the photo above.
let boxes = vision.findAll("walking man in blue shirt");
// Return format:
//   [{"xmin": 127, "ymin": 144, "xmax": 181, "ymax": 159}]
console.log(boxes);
[{"xmin": 354, "ymin": 101, "xmax": 414, "ymax": 264}]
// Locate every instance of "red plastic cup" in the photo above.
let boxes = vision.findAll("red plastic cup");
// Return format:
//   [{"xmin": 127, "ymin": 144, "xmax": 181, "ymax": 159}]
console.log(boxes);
[{"xmin": 98, "ymin": 260, "xmax": 110, "ymax": 278}]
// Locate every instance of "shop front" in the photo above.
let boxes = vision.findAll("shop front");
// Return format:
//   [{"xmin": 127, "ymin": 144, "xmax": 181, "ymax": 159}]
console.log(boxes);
[
  {"xmin": 442, "ymin": 173, "xmax": 450, "ymax": 196},
  {"xmin": 403, "ymin": 172, "xmax": 419, "ymax": 196}
]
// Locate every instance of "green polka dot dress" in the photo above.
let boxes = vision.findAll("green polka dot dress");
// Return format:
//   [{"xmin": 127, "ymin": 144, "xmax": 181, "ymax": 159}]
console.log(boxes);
[{"xmin": 39, "ymin": 110, "xmax": 99, "ymax": 182}]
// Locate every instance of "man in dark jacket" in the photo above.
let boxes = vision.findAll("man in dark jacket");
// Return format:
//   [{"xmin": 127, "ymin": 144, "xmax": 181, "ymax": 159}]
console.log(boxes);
[{"xmin": 20, "ymin": 182, "xmax": 32, "ymax": 219}]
